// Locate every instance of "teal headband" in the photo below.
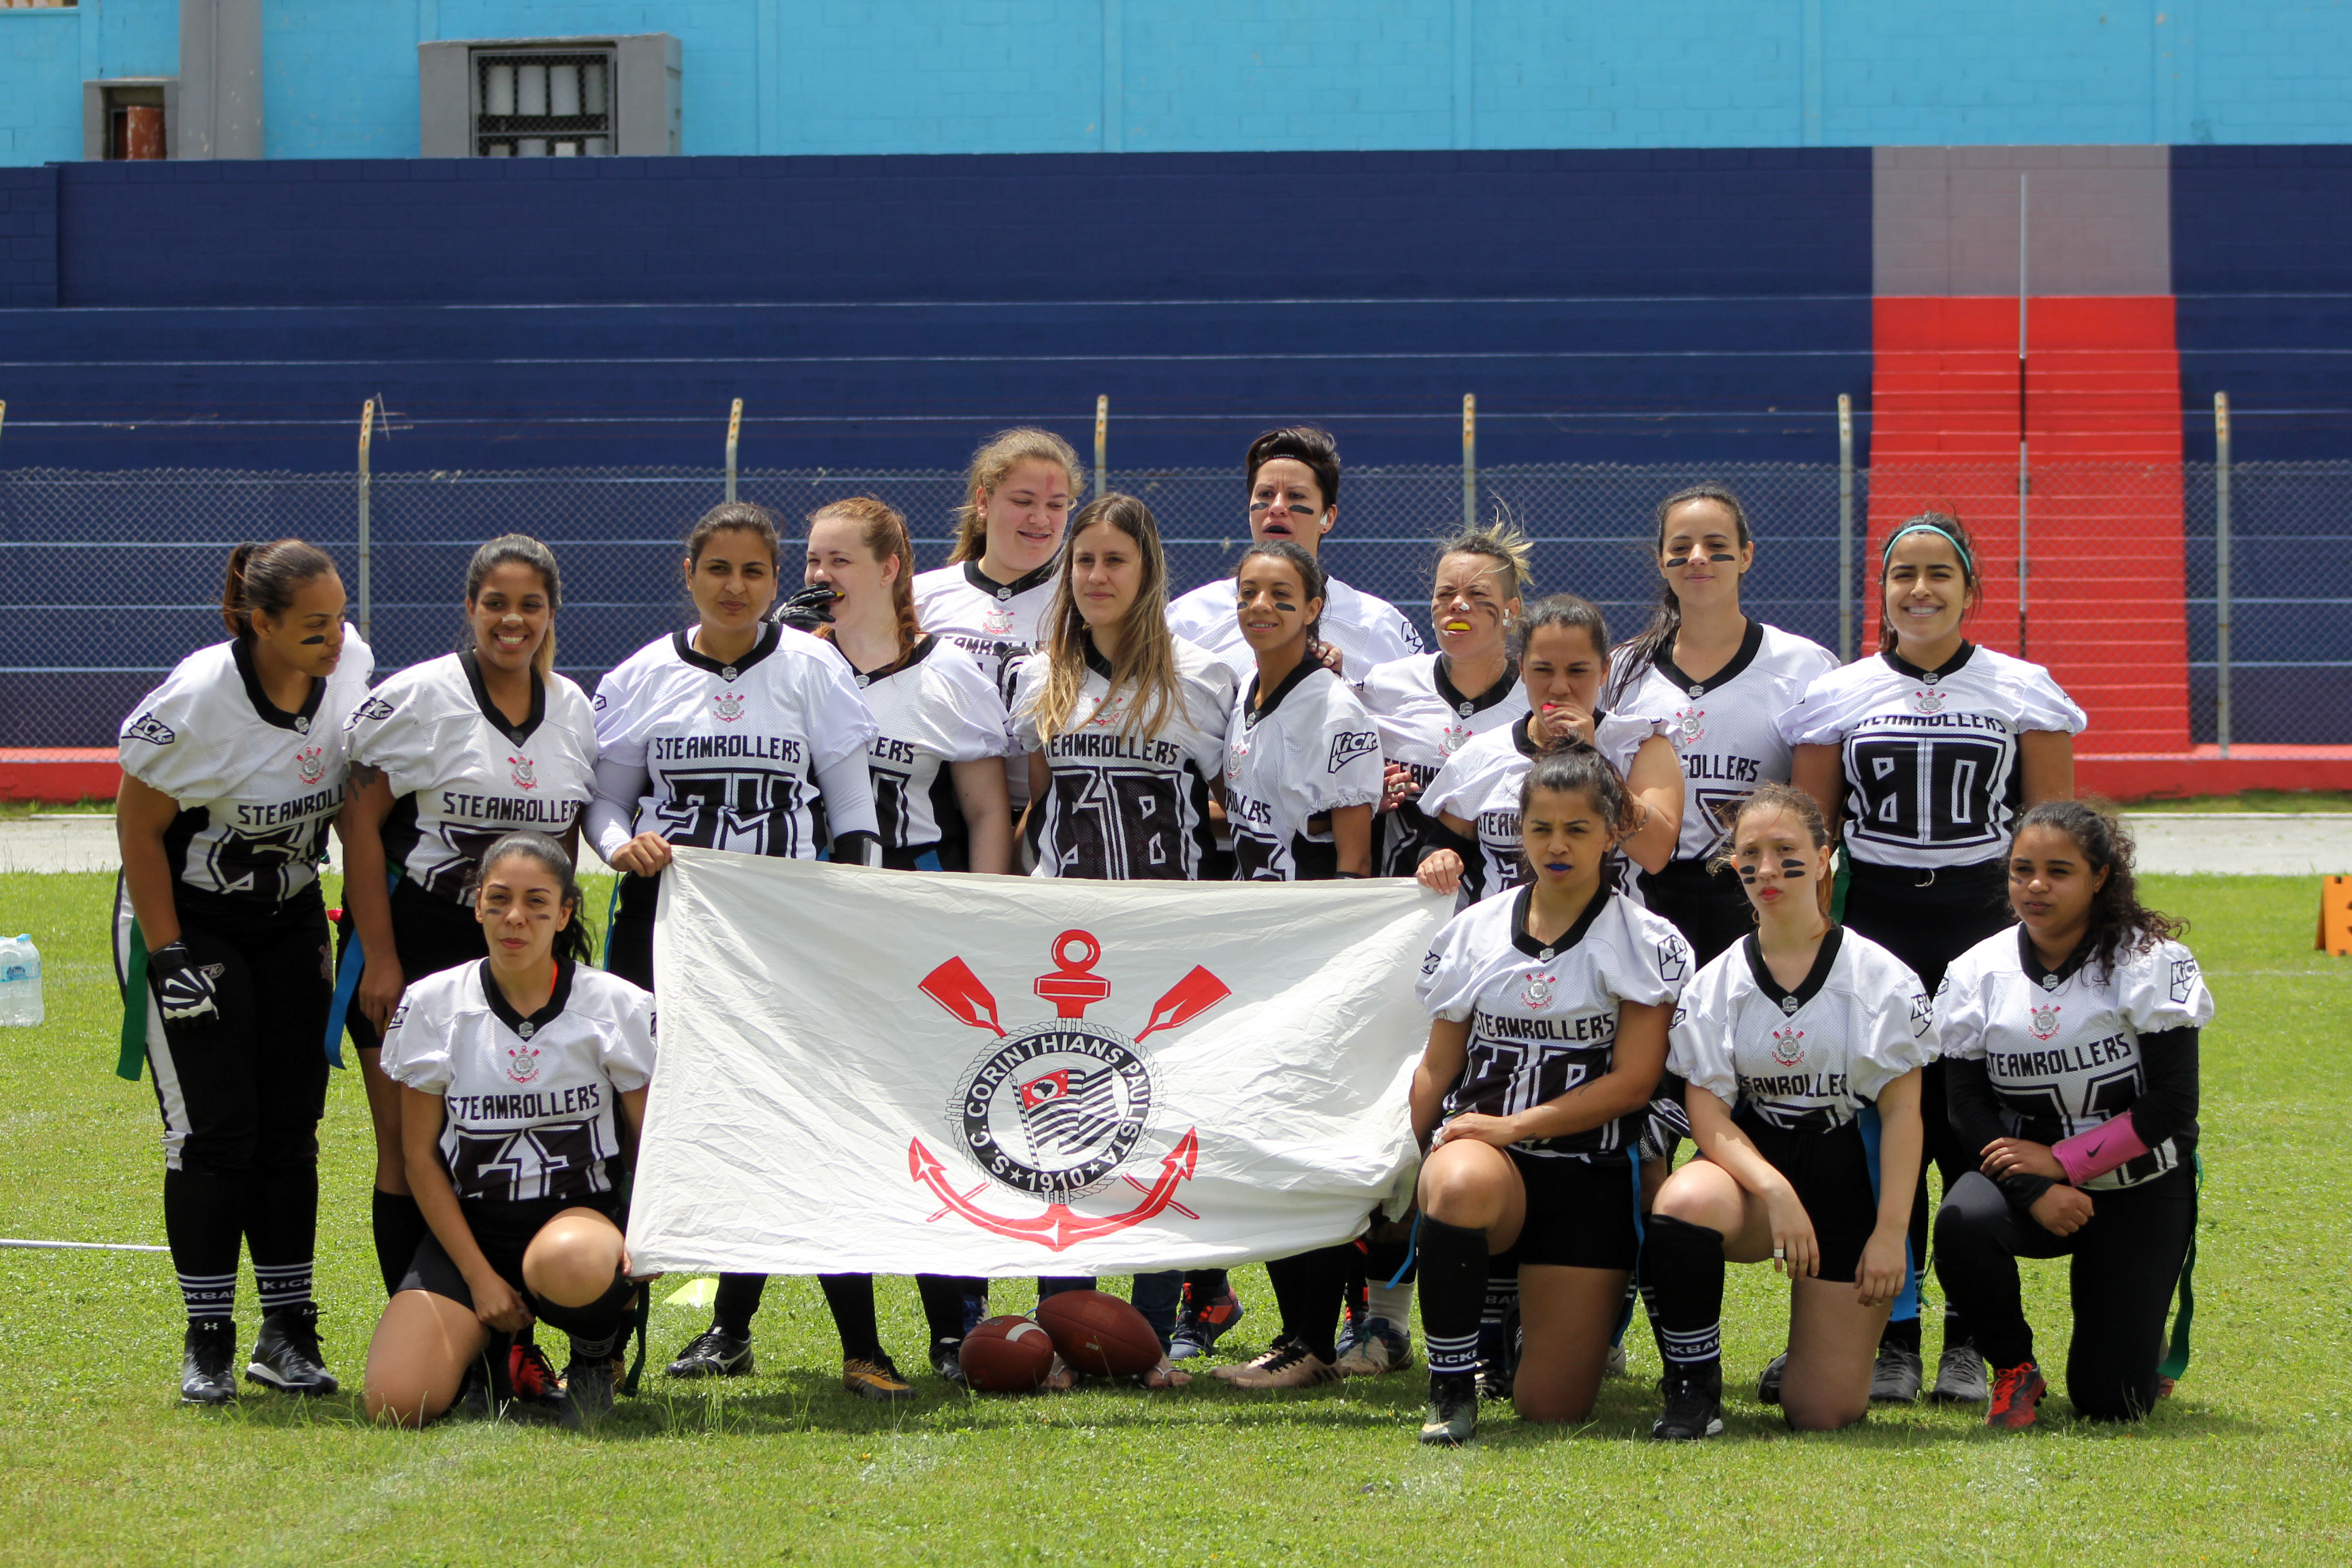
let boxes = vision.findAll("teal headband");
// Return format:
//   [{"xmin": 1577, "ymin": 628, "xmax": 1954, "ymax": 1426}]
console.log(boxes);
[{"xmin": 1882, "ymin": 521, "xmax": 1974, "ymax": 575}]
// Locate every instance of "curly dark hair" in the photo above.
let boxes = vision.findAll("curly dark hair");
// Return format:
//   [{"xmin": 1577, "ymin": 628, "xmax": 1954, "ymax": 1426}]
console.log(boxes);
[{"xmin": 2012, "ymin": 800, "xmax": 2186, "ymax": 978}]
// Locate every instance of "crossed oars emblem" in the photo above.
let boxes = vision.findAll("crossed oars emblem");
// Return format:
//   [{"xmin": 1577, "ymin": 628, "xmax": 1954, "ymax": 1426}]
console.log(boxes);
[{"xmin": 906, "ymin": 931, "xmax": 1229, "ymax": 1251}]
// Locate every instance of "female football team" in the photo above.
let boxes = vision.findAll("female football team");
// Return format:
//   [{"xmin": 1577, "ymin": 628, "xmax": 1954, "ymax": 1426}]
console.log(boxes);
[{"xmin": 114, "ymin": 426, "xmax": 2204, "ymax": 1443}]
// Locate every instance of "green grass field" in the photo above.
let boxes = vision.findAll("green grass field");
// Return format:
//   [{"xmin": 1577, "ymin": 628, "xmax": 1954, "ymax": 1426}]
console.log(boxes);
[{"xmin": 0, "ymin": 868, "xmax": 2345, "ymax": 1565}]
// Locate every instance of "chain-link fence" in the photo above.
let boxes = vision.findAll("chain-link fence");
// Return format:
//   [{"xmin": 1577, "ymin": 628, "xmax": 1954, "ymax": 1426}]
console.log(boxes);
[{"xmin": 1, "ymin": 461, "xmax": 2342, "ymax": 749}]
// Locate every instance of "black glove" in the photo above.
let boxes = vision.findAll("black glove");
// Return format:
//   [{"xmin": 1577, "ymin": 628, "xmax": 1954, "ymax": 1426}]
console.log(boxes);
[
  {"xmin": 149, "ymin": 940, "xmax": 223, "ymax": 1028},
  {"xmin": 768, "ymin": 583, "xmax": 841, "ymax": 632},
  {"xmin": 829, "ymin": 829, "xmax": 885, "ymax": 868}
]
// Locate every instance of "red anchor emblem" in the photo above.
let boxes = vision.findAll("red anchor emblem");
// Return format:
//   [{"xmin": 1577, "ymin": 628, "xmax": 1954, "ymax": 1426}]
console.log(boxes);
[{"xmin": 908, "ymin": 930, "xmax": 1230, "ymax": 1252}]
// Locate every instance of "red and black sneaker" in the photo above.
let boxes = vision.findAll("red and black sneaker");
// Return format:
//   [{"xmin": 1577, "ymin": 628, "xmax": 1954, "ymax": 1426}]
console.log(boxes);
[
  {"xmin": 1987, "ymin": 1361, "xmax": 2046, "ymax": 1430},
  {"xmin": 509, "ymin": 1341, "xmax": 568, "ymax": 1415}
]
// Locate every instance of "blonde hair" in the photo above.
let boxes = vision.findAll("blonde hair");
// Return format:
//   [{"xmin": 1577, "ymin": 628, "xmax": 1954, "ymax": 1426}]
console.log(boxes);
[
  {"xmin": 1434, "ymin": 510, "xmax": 1536, "ymax": 601},
  {"xmin": 806, "ymin": 496, "xmax": 921, "ymax": 658},
  {"xmin": 948, "ymin": 427, "xmax": 1086, "ymax": 565},
  {"xmin": 1028, "ymin": 493, "xmax": 1181, "ymax": 745}
]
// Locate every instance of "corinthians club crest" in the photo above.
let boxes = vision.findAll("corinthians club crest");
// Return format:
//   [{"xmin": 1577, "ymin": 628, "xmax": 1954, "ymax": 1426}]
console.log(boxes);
[{"xmin": 909, "ymin": 930, "xmax": 1229, "ymax": 1251}]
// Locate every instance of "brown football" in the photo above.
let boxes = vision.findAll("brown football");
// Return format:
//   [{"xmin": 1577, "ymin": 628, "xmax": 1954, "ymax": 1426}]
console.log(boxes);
[
  {"xmin": 959, "ymin": 1315, "xmax": 1058, "ymax": 1393},
  {"xmin": 1035, "ymin": 1289, "xmax": 1161, "ymax": 1377}
]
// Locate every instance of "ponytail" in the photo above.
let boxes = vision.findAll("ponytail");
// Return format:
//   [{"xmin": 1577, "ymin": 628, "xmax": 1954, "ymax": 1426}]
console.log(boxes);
[{"xmin": 220, "ymin": 538, "xmax": 336, "ymax": 643}]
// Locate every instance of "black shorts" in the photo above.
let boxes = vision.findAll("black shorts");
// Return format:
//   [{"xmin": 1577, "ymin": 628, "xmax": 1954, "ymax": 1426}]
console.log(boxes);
[
  {"xmin": 399, "ymin": 1192, "xmax": 620, "ymax": 1316},
  {"xmin": 1733, "ymin": 1111, "xmax": 1882, "ymax": 1284},
  {"xmin": 605, "ymin": 871, "xmax": 659, "ymax": 990},
  {"xmin": 1508, "ymin": 1148, "xmax": 1639, "ymax": 1271},
  {"xmin": 1841, "ymin": 856, "xmax": 2010, "ymax": 996},
  {"xmin": 1639, "ymin": 857, "xmax": 1754, "ymax": 967},
  {"xmin": 338, "ymin": 878, "xmax": 489, "ymax": 1054}
]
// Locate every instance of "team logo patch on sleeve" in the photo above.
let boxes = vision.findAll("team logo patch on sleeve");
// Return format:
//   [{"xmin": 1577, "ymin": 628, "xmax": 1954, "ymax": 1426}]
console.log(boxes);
[
  {"xmin": 1910, "ymin": 991, "xmax": 1933, "ymax": 1037},
  {"xmin": 385, "ymin": 1002, "xmax": 410, "ymax": 1034},
  {"xmin": 346, "ymin": 695, "xmax": 396, "ymax": 730},
  {"xmin": 2169, "ymin": 956, "xmax": 2200, "ymax": 1004},
  {"xmin": 1656, "ymin": 935, "xmax": 1690, "ymax": 985},
  {"xmin": 1327, "ymin": 730, "xmax": 1381, "ymax": 774},
  {"xmin": 124, "ymin": 712, "xmax": 177, "ymax": 746},
  {"xmin": 1421, "ymin": 948, "xmax": 1443, "ymax": 978}
]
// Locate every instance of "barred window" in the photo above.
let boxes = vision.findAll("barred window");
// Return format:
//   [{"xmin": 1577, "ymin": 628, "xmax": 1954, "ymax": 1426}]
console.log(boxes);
[{"xmin": 474, "ymin": 48, "xmax": 614, "ymax": 157}]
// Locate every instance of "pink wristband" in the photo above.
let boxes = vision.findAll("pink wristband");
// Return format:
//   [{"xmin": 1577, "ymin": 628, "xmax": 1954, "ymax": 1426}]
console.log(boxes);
[{"xmin": 2052, "ymin": 1113, "xmax": 2151, "ymax": 1186}]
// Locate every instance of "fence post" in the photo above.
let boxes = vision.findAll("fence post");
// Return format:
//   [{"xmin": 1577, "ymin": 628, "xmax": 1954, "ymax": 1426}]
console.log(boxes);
[
  {"xmin": 356, "ymin": 399, "xmax": 374, "ymax": 646},
  {"xmin": 1095, "ymin": 395, "xmax": 1109, "ymax": 497},
  {"xmin": 1837, "ymin": 393, "xmax": 1854, "ymax": 662},
  {"xmin": 1461, "ymin": 394, "xmax": 1477, "ymax": 529},
  {"xmin": 2215, "ymin": 391, "xmax": 2233, "ymax": 758},
  {"xmin": 724, "ymin": 398, "xmax": 742, "ymax": 503},
  {"xmin": 0, "ymin": 400, "xmax": 7, "ymax": 445}
]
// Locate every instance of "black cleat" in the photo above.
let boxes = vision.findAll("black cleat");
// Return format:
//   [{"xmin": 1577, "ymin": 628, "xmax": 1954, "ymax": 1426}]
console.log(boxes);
[
  {"xmin": 1652, "ymin": 1368, "xmax": 1725, "ymax": 1441},
  {"xmin": 930, "ymin": 1337, "xmax": 966, "ymax": 1386},
  {"xmin": 180, "ymin": 1320, "xmax": 238, "ymax": 1406},
  {"xmin": 1419, "ymin": 1371, "xmax": 1479, "ymax": 1446},
  {"xmin": 666, "ymin": 1328, "xmax": 755, "ymax": 1379},
  {"xmin": 1757, "ymin": 1350, "xmax": 1788, "ymax": 1405},
  {"xmin": 561, "ymin": 1356, "xmax": 619, "ymax": 1428},
  {"xmin": 245, "ymin": 1303, "xmax": 338, "ymax": 1396}
]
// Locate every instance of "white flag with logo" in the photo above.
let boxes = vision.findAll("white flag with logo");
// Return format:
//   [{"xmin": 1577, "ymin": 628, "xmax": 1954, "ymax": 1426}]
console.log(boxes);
[{"xmin": 625, "ymin": 848, "xmax": 1452, "ymax": 1277}]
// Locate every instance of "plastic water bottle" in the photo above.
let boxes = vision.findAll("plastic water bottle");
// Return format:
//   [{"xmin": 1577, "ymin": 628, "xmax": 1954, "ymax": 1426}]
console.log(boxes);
[{"xmin": 0, "ymin": 934, "xmax": 42, "ymax": 1027}]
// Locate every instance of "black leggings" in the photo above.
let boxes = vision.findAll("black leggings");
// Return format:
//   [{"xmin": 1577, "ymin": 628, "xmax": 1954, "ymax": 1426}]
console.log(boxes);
[
  {"xmin": 336, "ymin": 878, "xmax": 487, "ymax": 1054},
  {"xmin": 1934, "ymin": 1169, "xmax": 2193, "ymax": 1421},
  {"xmin": 1844, "ymin": 857, "xmax": 2012, "ymax": 1341}
]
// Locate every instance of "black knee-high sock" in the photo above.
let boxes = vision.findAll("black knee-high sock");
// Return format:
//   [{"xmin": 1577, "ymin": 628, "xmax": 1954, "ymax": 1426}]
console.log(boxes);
[
  {"xmin": 1480, "ymin": 1245, "xmax": 1520, "ymax": 1358},
  {"xmin": 245, "ymin": 1162, "xmax": 318, "ymax": 1319},
  {"xmin": 917, "ymin": 1273, "xmax": 984, "ymax": 1345},
  {"xmin": 820, "ymin": 1273, "xmax": 885, "ymax": 1363},
  {"xmin": 1644, "ymin": 1215, "xmax": 1725, "ymax": 1386},
  {"xmin": 165, "ymin": 1168, "xmax": 248, "ymax": 1324},
  {"xmin": 371, "ymin": 1188, "xmax": 429, "ymax": 1298},
  {"xmin": 1416, "ymin": 1218, "xmax": 1487, "ymax": 1377},
  {"xmin": 713, "ymin": 1272, "xmax": 767, "ymax": 1339},
  {"xmin": 1264, "ymin": 1246, "xmax": 1348, "ymax": 1363}
]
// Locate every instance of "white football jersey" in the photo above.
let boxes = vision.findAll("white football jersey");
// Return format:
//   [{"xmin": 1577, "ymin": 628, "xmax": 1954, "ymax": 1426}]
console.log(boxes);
[
  {"xmin": 1222, "ymin": 664, "xmax": 1386, "ymax": 881},
  {"xmin": 832, "ymin": 633, "xmax": 1011, "ymax": 869},
  {"xmin": 380, "ymin": 958, "xmax": 657, "ymax": 1204},
  {"xmin": 117, "ymin": 632, "xmax": 375, "ymax": 903},
  {"xmin": 1011, "ymin": 636, "xmax": 1236, "ymax": 881},
  {"xmin": 591, "ymin": 623, "xmax": 877, "ymax": 860},
  {"xmin": 1668, "ymin": 926, "xmax": 1934, "ymax": 1132},
  {"xmin": 1776, "ymin": 644, "xmax": 2087, "ymax": 870},
  {"xmin": 1167, "ymin": 574, "xmax": 1424, "ymax": 684},
  {"xmin": 344, "ymin": 652, "xmax": 599, "ymax": 901},
  {"xmin": 1418, "ymin": 887, "xmax": 1691, "ymax": 1159},
  {"xmin": 1421, "ymin": 710, "xmax": 1668, "ymax": 906},
  {"xmin": 912, "ymin": 559, "xmax": 1059, "ymax": 702},
  {"xmin": 1360, "ymin": 653, "xmax": 1529, "ymax": 879},
  {"xmin": 1937, "ymin": 926, "xmax": 2213, "ymax": 1191},
  {"xmin": 1614, "ymin": 621, "xmax": 1838, "ymax": 864}
]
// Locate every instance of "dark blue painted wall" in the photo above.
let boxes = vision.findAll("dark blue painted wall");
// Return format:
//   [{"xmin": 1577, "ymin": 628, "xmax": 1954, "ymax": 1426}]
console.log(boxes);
[{"xmin": 1, "ymin": 150, "xmax": 1874, "ymax": 472}]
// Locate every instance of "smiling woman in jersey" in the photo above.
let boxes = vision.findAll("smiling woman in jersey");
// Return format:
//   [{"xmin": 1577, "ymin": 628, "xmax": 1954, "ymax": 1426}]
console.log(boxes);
[
  {"xmin": 362, "ymin": 832, "xmax": 655, "ymax": 1429},
  {"xmin": 1416, "ymin": 595, "xmax": 1680, "ymax": 909},
  {"xmin": 1408, "ymin": 747, "xmax": 1693, "ymax": 1446},
  {"xmin": 1644, "ymin": 784, "xmax": 1931, "ymax": 1441},
  {"xmin": 115, "ymin": 538, "xmax": 372, "ymax": 1406},
  {"xmin": 1780, "ymin": 510, "xmax": 2086, "ymax": 1405},
  {"xmin": 587, "ymin": 502, "xmax": 902, "ymax": 1401},
  {"xmin": 1011, "ymin": 491, "xmax": 1234, "ymax": 1379},
  {"xmin": 336, "ymin": 536, "xmax": 599, "ymax": 1356},
  {"xmin": 1200, "ymin": 539, "xmax": 1386, "ymax": 1392},
  {"xmin": 1932, "ymin": 802, "xmax": 2210, "ymax": 1430},
  {"xmin": 1605, "ymin": 486, "xmax": 1837, "ymax": 965},
  {"xmin": 1361, "ymin": 520, "xmax": 1535, "ymax": 883},
  {"xmin": 773, "ymin": 493, "xmax": 1015, "ymax": 1391}
]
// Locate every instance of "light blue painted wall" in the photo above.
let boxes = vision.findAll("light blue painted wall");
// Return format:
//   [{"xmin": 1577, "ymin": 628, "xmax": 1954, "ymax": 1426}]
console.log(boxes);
[{"xmin": 6, "ymin": 0, "xmax": 2351, "ymax": 165}]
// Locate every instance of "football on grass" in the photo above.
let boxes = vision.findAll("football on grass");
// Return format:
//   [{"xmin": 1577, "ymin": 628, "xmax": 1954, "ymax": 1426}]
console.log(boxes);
[
  {"xmin": 1036, "ymin": 1290, "xmax": 1160, "ymax": 1377},
  {"xmin": 960, "ymin": 1316, "xmax": 1057, "ymax": 1393}
]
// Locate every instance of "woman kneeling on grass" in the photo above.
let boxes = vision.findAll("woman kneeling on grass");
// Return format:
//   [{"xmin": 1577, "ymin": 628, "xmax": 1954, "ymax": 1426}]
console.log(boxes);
[
  {"xmin": 1408, "ymin": 745, "xmax": 1691, "ymax": 1445},
  {"xmin": 1933, "ymin": 802, "xmax": 2210, "ymax": 1429},
  {"xmin": 363, "ymin": 831, "xmax": 656, "ymax": 1428},
  {"xmin": 1644, "ymin": 783, "xmax": 1931, "ymax": 1440}
]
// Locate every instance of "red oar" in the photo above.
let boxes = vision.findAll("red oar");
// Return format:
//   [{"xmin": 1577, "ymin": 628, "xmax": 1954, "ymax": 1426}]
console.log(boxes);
[
  {"xmin": 919, "ymin": 957, "xmax": 1004, "ymax": 1036},
  {"xmin": 1133, "ymin": 966, "xmax": 1230, "ymax": 1041}
]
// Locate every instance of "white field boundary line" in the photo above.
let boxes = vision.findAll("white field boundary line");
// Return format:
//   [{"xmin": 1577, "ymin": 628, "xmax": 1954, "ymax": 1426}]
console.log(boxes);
[{"xmin": 0, "ymin": 1238, "xmax": 168, "ymax": 1252}]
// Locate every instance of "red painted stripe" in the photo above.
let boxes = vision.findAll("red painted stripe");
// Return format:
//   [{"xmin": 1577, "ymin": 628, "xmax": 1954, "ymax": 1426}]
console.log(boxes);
[{"xmin": 1869, "ymin": 295, "xmax": 2189, "ymax": 753}]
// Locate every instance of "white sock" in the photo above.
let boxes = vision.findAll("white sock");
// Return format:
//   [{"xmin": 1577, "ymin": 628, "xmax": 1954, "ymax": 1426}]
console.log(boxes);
[{"xmin": 1368, "ymin": 1281, "xmax": 1414, "ymax": 1333}]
